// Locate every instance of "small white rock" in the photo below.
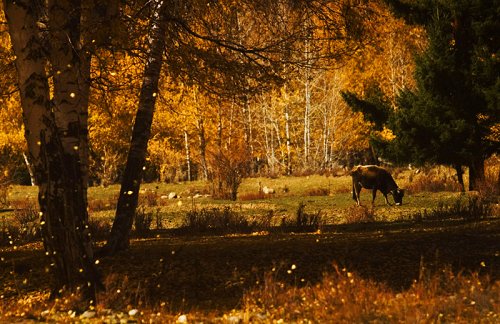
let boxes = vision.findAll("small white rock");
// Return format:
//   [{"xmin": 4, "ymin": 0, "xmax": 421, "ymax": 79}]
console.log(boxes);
[
  {"xmin": 80, "ymin": 310, "xmax": 96, "ymax": 319},
  {"xmin": 263, "ymin": 186, "xmax": 275, "ymax": 194},
  {"xmin": 128, "ymin": 309, "xmax": 139, "ymax": 316},
  {"xmin": 177, "ymin": 314, "xmax": 188, "ymax": 323}
]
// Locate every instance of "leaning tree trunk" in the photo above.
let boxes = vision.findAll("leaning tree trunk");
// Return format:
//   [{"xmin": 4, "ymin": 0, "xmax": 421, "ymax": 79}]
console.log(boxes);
[
  {"xmin": 102, "ymin": 0, "xmax": 168, "ymax": 256},
  {"xmin": 4, "ymin": 0, "xmax": 101, "ymax": 304}
]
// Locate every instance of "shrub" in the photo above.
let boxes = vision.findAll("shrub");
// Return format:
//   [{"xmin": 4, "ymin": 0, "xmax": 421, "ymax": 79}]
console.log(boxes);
[
  {"xmin": 477, "ymin": 159, "xmax": 500, "ymax": 204},
  {"xmin": 88, "ymin": 198, "xmax": 114, "ymax": 213},
  {"xmin": 296, "ymin": 202, "xmax": 322, "ymax": 228},
  {"xmin": 139, "ymin": 189, "xmax": 159, "ymax": 207},
  {"xmin": 209, "ymin": 150, "xmax": 248, "ymax": 201},
  {"xmin": 182, "ymin": 206, "xmax": 251, "ymax": 234},
  {"xmin": 0, "ymin": 200, "xmax": 40, "ymax": 246},
  {"xmin": 12, "ymin": 203, "xmax": 40, "ymax": 243}
]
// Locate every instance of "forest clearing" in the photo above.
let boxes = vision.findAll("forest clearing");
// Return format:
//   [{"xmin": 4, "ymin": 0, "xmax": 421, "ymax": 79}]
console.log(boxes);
[
  {"xmin": 0, "ymin": 0, "xmax": 498, "ymax": 322},
  {"xmin": 1, "ymin": 169, "xmax": 499, "ymax": 322}
]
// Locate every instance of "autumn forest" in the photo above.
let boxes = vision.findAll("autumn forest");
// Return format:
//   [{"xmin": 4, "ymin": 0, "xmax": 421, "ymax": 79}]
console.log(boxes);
[{"xmin": 0, "ymin": 0, "xmax": 499, "ymax": 322}]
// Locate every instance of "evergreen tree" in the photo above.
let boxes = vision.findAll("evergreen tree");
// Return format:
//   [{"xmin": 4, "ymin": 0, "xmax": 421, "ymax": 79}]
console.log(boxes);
[{"xmin": 344, "ymin": 0, "xmax": 499, "ymax": 190}]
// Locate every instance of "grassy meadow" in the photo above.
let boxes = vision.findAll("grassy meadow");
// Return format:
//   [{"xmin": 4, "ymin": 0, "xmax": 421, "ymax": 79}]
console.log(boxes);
[{"xmin": 1, "ymin": 166, "xmax": 499, "ymax": 322}]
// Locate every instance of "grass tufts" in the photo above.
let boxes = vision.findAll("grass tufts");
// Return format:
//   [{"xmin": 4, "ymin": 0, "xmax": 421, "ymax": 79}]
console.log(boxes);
[
  {"xmin": 413, "ymin": 195, "xmax": 493, "ymax": 222},
  {"xmin": 182, "ymin": 206, "xmax": 251, "ymax": 234},
  {"xmin": 134, "ymin": 207, "xmax": 154, "ymax": 236},
  {"xmin": 280, "ymin": 202, "xmax": 323, "ymax": 232},
  {"xmin": 243, "ymin": 264, "xmax": 499, "ymax": 323},
  {"xmin": 1, "ymin": 200, "xmax": 40, "ymax": 246}
]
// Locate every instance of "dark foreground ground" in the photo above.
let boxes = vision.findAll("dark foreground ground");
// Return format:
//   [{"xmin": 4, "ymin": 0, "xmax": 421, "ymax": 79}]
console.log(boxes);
[{"xmin": 1, "ymin": 217, "xmax": 499, "ymax": 313}]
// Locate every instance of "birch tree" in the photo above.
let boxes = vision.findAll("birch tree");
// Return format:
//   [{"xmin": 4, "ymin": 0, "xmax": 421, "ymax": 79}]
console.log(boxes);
[{"xmin": 2, "ymin": 0, "xmax": 119, "ymax": 303}]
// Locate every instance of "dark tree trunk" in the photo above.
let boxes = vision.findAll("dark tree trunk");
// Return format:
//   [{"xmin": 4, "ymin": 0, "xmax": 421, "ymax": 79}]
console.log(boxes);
[
  {"xmin": 102, "ymin": 0, "xmax": 168, "ymax": 256},
  {"xmin": 468, "ymin": 157, "xmax": 485, "ymax": 191},
  {"xmin": 453, "ymin": 164, "xmax": 465, "ymax": 192}
]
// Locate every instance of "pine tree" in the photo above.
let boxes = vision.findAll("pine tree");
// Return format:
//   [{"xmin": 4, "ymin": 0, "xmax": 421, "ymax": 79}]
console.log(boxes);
[
  {"xmin": 344, "ymin": 0, "xmax": 499, "ymax": 190},
  {"xmin": 388, "ymin": 0, "xmax": 499, "ymax": 190}
]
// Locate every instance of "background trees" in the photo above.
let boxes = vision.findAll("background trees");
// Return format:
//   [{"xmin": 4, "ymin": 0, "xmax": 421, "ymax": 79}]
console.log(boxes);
[
  {"xmin": 0, "ymin": 0, "xmax": 434, "ymax": 302},
  {"xmin": 344, "ymin": 0, "xmax": 499, "ymax": 191},
  {"xmin": 1, "ymin": 1, "xmax": 424, "ymax": 187}
]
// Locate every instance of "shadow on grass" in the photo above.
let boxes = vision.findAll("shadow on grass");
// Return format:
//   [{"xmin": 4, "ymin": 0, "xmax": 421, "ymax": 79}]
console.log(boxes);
[{"xmin": 1, "ymin": 217, "xmax": 499, "ymax": 312}]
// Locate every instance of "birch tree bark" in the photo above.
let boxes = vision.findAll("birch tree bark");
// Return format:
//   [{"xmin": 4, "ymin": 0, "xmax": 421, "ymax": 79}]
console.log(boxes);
[
  {"xmin": 4, "ymin": 0, "xmax": 102, "ymax": 303},
  {"xmin": 102, "ymin": 0, "xmax": 168, "ymax": 255},
  {"xmin": 197, "ymin": 117, "xmax": 209, "ymax": 180},
  {"xmin": 284, "ymin": 105, "xmax": 292, "ymax": 175},
  {"xmin": 184, "ymin": 129, "xmax": 192, "ymax": 181}
]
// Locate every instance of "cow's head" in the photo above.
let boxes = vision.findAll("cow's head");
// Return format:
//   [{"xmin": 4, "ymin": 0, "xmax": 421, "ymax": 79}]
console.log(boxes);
[{"xmin": 393, "ymin": 188, "xmax": 405, "ymax": 206}]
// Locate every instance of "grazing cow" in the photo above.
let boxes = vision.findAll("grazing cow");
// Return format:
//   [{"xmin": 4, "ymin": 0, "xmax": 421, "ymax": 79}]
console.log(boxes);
[{"xmin": 351, "ymin": 165, "xmax": 405, "ymax": 206}]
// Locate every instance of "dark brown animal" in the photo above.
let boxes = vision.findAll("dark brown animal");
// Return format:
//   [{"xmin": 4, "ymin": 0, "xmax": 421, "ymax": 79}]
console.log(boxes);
[{"xmin": 351, "ymin": 165, "xmax": 405, "ymax": 206}]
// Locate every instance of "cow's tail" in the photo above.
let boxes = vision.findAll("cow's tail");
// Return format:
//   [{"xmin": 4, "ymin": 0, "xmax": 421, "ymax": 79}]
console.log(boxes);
[{"xmin": 351, "ymin": 167, "xmax": 359, "ymax": 202}]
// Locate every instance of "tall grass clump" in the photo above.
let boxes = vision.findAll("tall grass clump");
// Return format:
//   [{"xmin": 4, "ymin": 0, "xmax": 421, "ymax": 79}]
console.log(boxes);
[
  {"xmin": 88, "ymin": 218, "xmax": 112, "ymax": 241},
  {"xmin": 295, "ymin": 202, "xmax": 323, "ymax": 229},
  {"xmin": 0, "ymin": 200, "xmax": 40, "ymax": 245},
  {"xmin": 413, "ymin": 195, "xmax": 493, "ymax": 222},
  {"xmin": 406, "ymin": 166, "xmax": 463, "ymax": 193},
  {"xmin": 478, "ymin": 157, "xmax": 500, "ymax": 204},
  {"xmin": 134, "ymin": 206, "xmax": 154, "ymax": 236},
  {"xmin": 182, "ymin": 206, "xmax": 251, "ymax": 234},
  {"xmin": 242, "ymin": 265, "xmax": 499, "ymax": 323},
  {"xmin": 0, "ymin": 182, "xmax": 9, "ymax": 208},
  {"xmin": 280, "ymin": 202, "xmax": 323, "ymax": 232}
]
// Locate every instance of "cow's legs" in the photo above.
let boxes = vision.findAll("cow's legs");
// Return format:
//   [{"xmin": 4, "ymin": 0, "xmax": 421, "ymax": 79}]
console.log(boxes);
[
  {"xmin": 383, "ymin": 194, "xmax": 392, "ymax": 206},
  {"xmin": 353, "ymin": 182, "xmax": 362, "ymax": 206},
  {"xmin": 371, "ymin": 189, "xmax": 377, "ymax": 205}
]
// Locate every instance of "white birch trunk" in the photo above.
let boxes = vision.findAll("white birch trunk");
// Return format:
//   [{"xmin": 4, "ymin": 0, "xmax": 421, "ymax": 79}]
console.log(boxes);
[{"xmin": 184, "ymin": 130, "xmax": 192, "ymax": 181}]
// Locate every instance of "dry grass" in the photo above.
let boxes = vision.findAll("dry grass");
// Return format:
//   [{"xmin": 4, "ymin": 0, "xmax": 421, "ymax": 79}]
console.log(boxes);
[
  {"xmin": 305, "ymin": 187, "xmax": 330, "ymax": 196},
  {"xmin": 242, "ymin": 264, "xmax": 499, "ymax": 323},
  {"xmin": 404, "ymin": 166, "xmax": 463, "ymax": 193},
  {"xmin": 1, "ymin": 216, "xmax": 499, "ymax": 322},
  {"xmin": 344, "ymin": 205, "xmax": 375, "ymax": 223},
  {"xmin": 1, "ymin": 166, "xmax": 499, "ymax": 322},
  {"xmin": 238, "ymin": 192, "xmax": 268, "ymax": 201}
]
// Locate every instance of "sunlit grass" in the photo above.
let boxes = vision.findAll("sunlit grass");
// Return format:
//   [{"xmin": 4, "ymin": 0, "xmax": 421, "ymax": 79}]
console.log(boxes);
[
  {"xmin": 242, "ymin": 265, "xmax": 499, "ymax": 323},
  {"xmin": 2, "ymin": 174, "xmax": 478, "ymax": 232}
]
